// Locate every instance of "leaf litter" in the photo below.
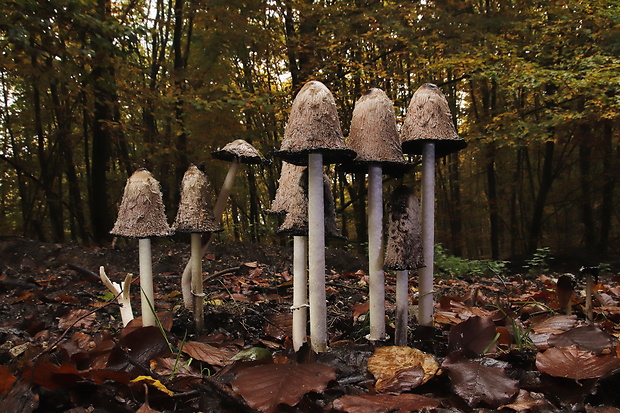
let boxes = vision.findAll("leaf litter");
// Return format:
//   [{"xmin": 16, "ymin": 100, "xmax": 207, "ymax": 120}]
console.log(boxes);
[{"xmin": 1, "ymin": 237, "xmax": 620, "ymax": 411}]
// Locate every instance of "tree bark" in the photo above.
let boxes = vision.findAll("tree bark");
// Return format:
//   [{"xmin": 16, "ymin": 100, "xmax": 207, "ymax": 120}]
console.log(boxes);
[{"xmin": 528, "ymin": 140, "xmax": 555, "ymax": 253}]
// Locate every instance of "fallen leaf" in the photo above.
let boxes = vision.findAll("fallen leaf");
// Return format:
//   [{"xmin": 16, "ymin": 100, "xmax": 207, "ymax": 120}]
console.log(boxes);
[
  {"xmin": 263, "ymin": 313, "xmax": 292, "ymax": 340},
  {"xmin": 530, "ymin": 314, "xmax": 577, "ymax": 334},
  {"xmin": 131, "ymin": 375, "xmax": 174, "ymax": 396},
  {"xmin": 231, "ymin": 362, "xmax": 336, "ymax": 413},
  {"xmin": 331, "ymin": 393, "xmax": 440, "ymax": 413},
  {"xmin": 536, "ymin": 345, "xmax": 620, "ymax": 379},
  {"xmin": 448, "ymin": 316, "xmax": 498, "ymax": 355},
  {"xmin": 442, "ymin": 356, "xmax": 519, "ymax": 408},
  {"xmin": 58, "ymin": 309, "xmax": 95, "ymax": 329},
  {"xmin": 181, "ymin": 341, "xmax": 236, "ymax": 367},
  {"xmin": 367, "ymin": 346, "xmax": 438, "ymax": 393},
  {"xmin": 499, "ymin": 389, "xmax": 552, "ymax": 412},
  {"xmin": 0, "ymin": 365, "xmax": 16, "ymax": 394},
  {"xmin": 547, "ymin": 325, "xmax": 612, "ymax": 354}
]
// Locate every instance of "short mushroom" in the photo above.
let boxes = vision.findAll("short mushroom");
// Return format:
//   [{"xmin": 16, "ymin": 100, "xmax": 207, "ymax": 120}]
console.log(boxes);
[
  {"xmin": 341, "ymin": 88, "xmax": 411, "ymax": 341},
  {"xmin": 400, "ymin": 83, "xmax": 467, "ymax": 327},
  {"xmin": 269, "ymin": 163, "xmax": 343, "ymax": 351},
  {"xmin": 384, "ymin": 185, "xmax": 425, "ymax": 346},
  {"xmin": 274, "ymin": 80, "xmax": 355, "ymax": 352},
  {"xmin": 110, "ymin": 168, "xmax": 173, "ymax": 327},
  {"xmin": 179, "ymin": 140, "xmax": 266, "ymax": 310},
  {"xmin": 173, "ymin": 164, "xmax": 221, "ymax": 331}
]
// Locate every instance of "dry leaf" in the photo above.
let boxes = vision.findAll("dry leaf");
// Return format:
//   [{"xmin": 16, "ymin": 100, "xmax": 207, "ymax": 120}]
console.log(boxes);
[
  {"xmin": 442, "ymin": 357, "xmax": 519, "ymax": 408},
  {"xmin": 536, "ymin": 345, "xmax": 620, "ymax": 380},
  {"xmin": 332, "ymin": 393, "xmax": 440, "ymax": 413},
  {"xmin": 231, "ymin": 362, "xmax": 336, "ymax": 413},
  {"xmin": 499, "ymin": 389, "xmax": 552, "ymax": 412},
  {"xmin": 182, "ymin": 341, "xmax": 236, "ymax": 367},
  {"xmin": 367, "ymin": 346, "xmax": 438, "ymax": 393},
  {"xmin": 448, "ymin": 316, "xmax": 498, "ymax": 355},
  {"xmin": 547, "ymin": 325, "xmax": 612, "ymax": 354}
]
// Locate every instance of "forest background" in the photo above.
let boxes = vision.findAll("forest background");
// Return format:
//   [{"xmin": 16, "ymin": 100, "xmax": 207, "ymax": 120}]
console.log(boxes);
[{"xmin": 0, "ymin": 0, "xmax": 618, "ymax": 263}]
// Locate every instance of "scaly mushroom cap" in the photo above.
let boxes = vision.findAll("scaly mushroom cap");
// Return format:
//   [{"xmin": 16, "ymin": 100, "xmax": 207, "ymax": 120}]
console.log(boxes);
[
  {"xmin": 172, "ymin": 164, "xmax": 221, "ymax": 233},
  {"xmin": 384, "ymin": 185, "xmax": 425, "ymax": 271},
  {"xmin": 401, "ymin": 83, "xmax": 467, "ymax": 158},
  {"xmin": 211, "ymin": 139, "xmax": 265, "ymax": 164},
  {"xmin": 275, "ymin": 80, "xmax": 356, "ymax": 166},
  {"xmin": 267, "ymin": 162, "xmax": 305, "ymax": 215},
  {"xmin": 275, "ymin": 169, "xmax": 343, "ymax": 239},
  {"xmin": 111, "ymin": 169, "xmax": 173, "ymax": 238},
  {"xmin": 343, "ymin": 88, "xmax": 411, "ymax": 177}
]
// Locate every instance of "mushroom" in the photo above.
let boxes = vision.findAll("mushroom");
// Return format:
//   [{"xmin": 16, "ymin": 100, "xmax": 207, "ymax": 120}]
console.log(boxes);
[
  {"xmin": 580, "ymin": 266, "xmax": 599, "ymax": 322},
  {"xmin": 110, "ymin": 168, "xmax": 173, "ymax": 327},
  {"xmin": 99, "ymin": 266, "xmax": 134, "ymax": 326},
  {"xmin": 173, "ymin": 164, "xmax": 221, "ymax": 331},
  {"xmin": 269, "ymin": 162, "xmax": 343, "ymax": 351},
  {"xmin": 384, "ymin": 185, "xmax": 424, "ymax": 346},
  {"xmin": 274, "ymin": 80, "xmax": 355, "ymax": 352},
  {"xmin": 400, "ymin": 83, "xmax": 467, "ymax": 326},
  {"xmin": 341, "ymin": 88, "xmax": 411, "ymax": 341},
  {"xmin": 179, "ymin": 140, "xmax": 265, "ymax": 310}
]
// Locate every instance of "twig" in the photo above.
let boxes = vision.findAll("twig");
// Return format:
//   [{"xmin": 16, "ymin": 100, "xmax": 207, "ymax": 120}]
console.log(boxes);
[{"xmin": 204, "ymin": 267, "xmax": 241, "ymax": 283}]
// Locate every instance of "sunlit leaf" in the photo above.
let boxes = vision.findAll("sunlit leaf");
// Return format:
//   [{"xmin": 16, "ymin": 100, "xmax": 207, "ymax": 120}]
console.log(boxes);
[
  {"xmin": 181, "ymin": 341, "xmax": 236, "ymax": 367},
  {"xmin": 367, "ymin": 346, "xmax": 439, "ymax": 393}
]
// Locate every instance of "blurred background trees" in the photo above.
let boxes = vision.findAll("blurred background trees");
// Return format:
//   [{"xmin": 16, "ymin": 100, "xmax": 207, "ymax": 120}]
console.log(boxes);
[{"xmin": 1, "ymin": 0, "xmax": 618, "ymax": 262}]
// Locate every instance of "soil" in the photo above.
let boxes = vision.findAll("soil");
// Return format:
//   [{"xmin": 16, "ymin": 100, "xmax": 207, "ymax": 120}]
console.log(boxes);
[{"xmin": 1, "ymin": 236, "xmax": 620, "ymax": 413}]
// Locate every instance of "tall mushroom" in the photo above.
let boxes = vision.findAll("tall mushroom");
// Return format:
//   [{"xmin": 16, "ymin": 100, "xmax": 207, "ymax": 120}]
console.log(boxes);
[
  {"xmin": 342, "ymin": 88, "xmax": 411, "ymax": 341},
  {"xmin": 275, "ymin": 80, "xmax": 355, "ymax": 352},
  {"xmin": 110, "ymin": 168, "xmax": 173, "ymax": 327},
  {"xmin": 384, "ymin": 185, "xmax": 424, "ymax": 346},
  {"xmin": 268, "ymin": 162, "xmax": 343, "ymax": 351},
  {"xmin": 179, "ymin": 140, "xmax": 265, "ymax": 310},
  {"xmin": 401, "ymin": 83, "xmax": 467, "ymax": 327},
  {"xmin": 173, "ymin": 164, "xmax": 221, "ymax": 331}
]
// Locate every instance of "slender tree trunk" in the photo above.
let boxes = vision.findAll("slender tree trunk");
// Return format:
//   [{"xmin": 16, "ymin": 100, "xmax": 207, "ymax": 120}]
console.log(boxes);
[
  {"xmin": 529, "ymin": 140, "xmax": 555, "ymax": 252},
  {"xmin": 598, "ymin": 120, "xmax": 616, "ymax": 256},
  {"xmin": 486, "ymin": 144, "xmax": 500, "ymax": 259},
  {"xmin": 578, "ymin": 127, "xmax": 596, "ymax": 251}
]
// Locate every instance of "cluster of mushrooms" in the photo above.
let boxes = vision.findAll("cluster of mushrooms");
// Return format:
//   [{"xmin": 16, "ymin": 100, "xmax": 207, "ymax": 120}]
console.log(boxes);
[{"xmin": 103, "ymin": 81, "xmax": 467, "ymax": 353}]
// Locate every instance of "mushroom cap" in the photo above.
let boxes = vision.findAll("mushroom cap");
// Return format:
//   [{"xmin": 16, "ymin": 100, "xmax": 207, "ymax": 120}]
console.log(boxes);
[
  {"xmin": 266, "ymin": 162, "xmax": 305, "ymax": 215},
  {"xmin": 401, "ymin": 83, "xmax": 467, "ymax": 158},
  {"xmin": 342, "ymin": 88, "xmax": 412, "ymax": 177},
  {"xmin": 384, "ymin": 185, "xmax": 425, "ymax": 271},
  {"xmin": 110, "ymin": 169, "xmax": 173, "ymax": 238},
  {"xmin": 274, "ymin": 80, "xmax": 356, "ymax": 166},
  {"xmin": 273, "ymin": 167, "xmax": 343, "ymax": 239},
  {"xmin": 172, "ymin": 164, "xmax": 222, "ymax": 233},
  {"xmin": 211, "ymin": 139, "xmax": 266, "ymax": 164}
]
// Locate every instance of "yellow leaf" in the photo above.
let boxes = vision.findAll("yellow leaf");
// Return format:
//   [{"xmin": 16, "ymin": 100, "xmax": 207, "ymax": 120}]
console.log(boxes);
[{"xmin": 131, "ymin": 375, "xmax": 174, "ymax": 396}]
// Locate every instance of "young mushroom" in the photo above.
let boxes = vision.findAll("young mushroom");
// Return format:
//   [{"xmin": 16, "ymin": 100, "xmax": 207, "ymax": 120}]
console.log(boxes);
[
  {"xmin": 179, "ymin": 140, "xmax": 265, "ymax": 310},
  {"xmin": 384, "ymin": 185, "xmax": 424, "ymax": 346},
  {"xmin": 110, "ymin": 168, "xmax": 173, "ymax": 327},
  {"xmin": 400, "ymin": 83, "xmax": 467, "ymax": 327},
  {"xmin": 341, "ymin": 88, "xmax": 411, "ymax": 341},
  {"xmin": 268, "ymin": 162, "xmax": 343, "ymax": 351},
  {"xmin": 172, "ymin": 164, "xmax": 221, "ymax": 331},
  {"xmin": 275, "ymin": 80, "xmax": 355, "ymax": 352}
]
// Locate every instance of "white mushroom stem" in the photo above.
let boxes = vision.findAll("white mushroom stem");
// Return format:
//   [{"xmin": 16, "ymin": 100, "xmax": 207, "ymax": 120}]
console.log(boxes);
[
  {"xmin": 395, "ymin": 270, "xmax": 408, "ymax": 346},
  {"xmin": 191, "ymin": 232, "xmax": 205, "ymax": 331},
  {"xmin": 99, "ymin": 266, "xmax": 134, "ymax": 326},
  {"xmin": 181, "ymin": 158, "xmax": 241, "ymax": 310},
  {"xmin": 308, "ymin": 152, "xmax": 327, "ymax": 352},
  {"xmin": 139, "ymin": 238, "xmax": 157, "ymax": 327},
  {"xmin": 367, "ymin": 164, "xmax": 386, "ymax": 341},
  {"xmin": 292, "ymin": 235, "xmax": 308, "ymax": 351},
  {"xmin": 419, "ymin": 143, "xmax": 436, "ymax": 327}
]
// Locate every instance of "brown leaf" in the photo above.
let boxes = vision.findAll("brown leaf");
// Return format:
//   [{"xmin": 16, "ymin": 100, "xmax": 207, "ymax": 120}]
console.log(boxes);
[
  {"xmin": 548, "ymin": 325, "xmax": 612, "ymax": 354},
  {"xmin": 181, "ymin": 341, "xmax": 236, "ymax": 367},
  {"xmin": 231, "ymin": 362, "xmax": 336, "ymax": 413},
  {"xmin": 331, "ymin": 393, "xmax": 440, "ymax": 413},
  {"xmin": 499, "ymin": 389, "xmax": 553, "ymax": 412},
  {"xmin": 536, "ymin": 345, "xmax": 620, "ymax": 380},
  {"xmin": 442, "ymin": 357, "xmax": 519, "ymax": 408},
  {"xmin": 448, "ymin": 316, "xmax": 497, "ymax": 355},
  {"xmin": 530, "ymin": 314, "xmax": 577, "ymax": 334},
  {"xmin": 58, "ymin": 309, "xmax": 95, "ymax": 329},
  {"xmin": 1, "ymin": 380, "xmax": 39, "ymax": 413},
  {"xmin": 263, "ymin": 313, "xmax": 292, "ymax": 340},
  {"xmin": 0, "ymin": 365, "xmax": 16, "ymax": 395},
  {"xmin": 367, "ymin": 346, "xmax": 438, "ymax": 393}
]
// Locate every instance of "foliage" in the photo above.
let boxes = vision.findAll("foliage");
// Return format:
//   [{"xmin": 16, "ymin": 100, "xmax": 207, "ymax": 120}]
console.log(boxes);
[
  {"xmin": 524, "ymin": 246, "xmax": 553, "ymax": 275},
  {"xmin": 434, "ymin": 244, "xmax": 507, "ymax": 279}
]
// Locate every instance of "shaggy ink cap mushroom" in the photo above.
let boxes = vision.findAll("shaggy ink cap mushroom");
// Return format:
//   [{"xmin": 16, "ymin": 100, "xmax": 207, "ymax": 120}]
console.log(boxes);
[
  {"xmin": 276, "ymin": 168, "xmax": 343, "ymax": 239},
  {"xmin": 384, "ymin": 185, "xmax": 425, "ymax": 271},
  {"xmin": 110, "ymin": 168, "xmax": 173, "ymax": 238},
  {"xmin": 401, "ymin": 83, "xmax": 467, "ymax": 158},
  {"xmin": 266, "ymin": 162, "xmax": 304, "ymax": 216},
  {"xmin": 274, "ymin": 80, "xmax": 356, "ymax": 165},
  {"xmin": 211, "ymin": 139, "xmax": 266, "ymax": 165},
  {"xmin": 172, "ymin": 164, "xmax": 221, "ymax": 234},
  {"xmin": 342, "ymin": 88, "xmax": 412, "ymax": 177}
]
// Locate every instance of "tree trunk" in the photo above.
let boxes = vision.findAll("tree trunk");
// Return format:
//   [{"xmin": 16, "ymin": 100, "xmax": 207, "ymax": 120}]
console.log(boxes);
[
  {"xmin": 598, "ymin": 120, "xmax": 616, "ymax": 256},
  {"xmin": 486, "ymin": 144, "xmax": 500, "ymax": 259},
  {"xmin": 578, "ymin": 127, "xmax": 596, "ymax": 251},
  {"xmin": 528, "ymin": 140, "xmax": 555, "ymax": 253}
]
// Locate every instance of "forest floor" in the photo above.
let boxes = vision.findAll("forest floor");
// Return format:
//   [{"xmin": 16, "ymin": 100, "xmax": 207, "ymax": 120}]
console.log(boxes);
[{"xmin": 1, "ymin": 235, "xmax": 620, "ymax": 413}]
